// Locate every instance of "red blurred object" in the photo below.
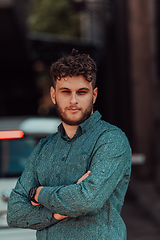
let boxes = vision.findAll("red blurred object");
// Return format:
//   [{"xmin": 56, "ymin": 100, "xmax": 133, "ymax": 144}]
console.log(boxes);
[{"xmin": 0, "ymin": 130, "xmax": 24, "ymax": 139}]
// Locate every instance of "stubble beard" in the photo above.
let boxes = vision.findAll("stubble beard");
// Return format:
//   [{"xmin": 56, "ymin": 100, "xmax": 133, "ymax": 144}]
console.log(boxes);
[{"xmin": 55, "ymin": 101, "xmax": 93, "ymax": 126}]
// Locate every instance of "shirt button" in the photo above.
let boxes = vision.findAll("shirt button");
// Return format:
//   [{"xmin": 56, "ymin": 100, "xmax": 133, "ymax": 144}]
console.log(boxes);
[{"xmin": 62, "ymin": 157, "xmax": 65, "ymax": 161}]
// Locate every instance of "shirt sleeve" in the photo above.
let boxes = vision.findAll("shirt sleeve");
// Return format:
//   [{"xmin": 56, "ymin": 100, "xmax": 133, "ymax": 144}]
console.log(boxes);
[
  {"xmin": 7, "ymin": 139, "xmax": 59, "ymax": 231},
  {"xmin": 38, "ymin": 130, "xmax": 132, "ymax": 218}
]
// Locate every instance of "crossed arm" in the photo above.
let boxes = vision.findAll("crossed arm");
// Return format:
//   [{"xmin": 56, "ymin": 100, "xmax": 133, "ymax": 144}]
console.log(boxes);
[
  {"xmin": 7, "ymin": 131, "xmax": 131, "ymax": 230},
  {"xmin": 30, "ymin": 171, "xmax": 91, "ymax": 220}
]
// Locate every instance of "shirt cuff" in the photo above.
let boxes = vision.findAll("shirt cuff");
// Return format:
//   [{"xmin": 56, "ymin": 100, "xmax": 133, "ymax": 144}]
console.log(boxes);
[{"xmin": 38, "ymin": 186, "xmax": 58, "ymax": 213}]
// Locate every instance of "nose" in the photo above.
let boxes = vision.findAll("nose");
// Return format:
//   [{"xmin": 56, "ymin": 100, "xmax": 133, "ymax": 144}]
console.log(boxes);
[{"xmin": 70, "ymin": 92, "xmax": 78, "ymax": 105}]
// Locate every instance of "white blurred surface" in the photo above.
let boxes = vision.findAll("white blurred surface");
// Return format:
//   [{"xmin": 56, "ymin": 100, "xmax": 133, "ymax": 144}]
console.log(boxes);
[
  {"xmin": 0, "ymin": 228, "xmax": 36, "ymax": 240},
  {"xmin": 0, "ymin": 178, "xmax": 17, "ymax": 212}
]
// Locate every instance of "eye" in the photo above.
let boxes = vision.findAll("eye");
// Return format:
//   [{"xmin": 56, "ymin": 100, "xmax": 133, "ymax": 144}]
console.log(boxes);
[
  {"xmin": 77, "ymin": 91, "xmax": 87, "ymax": 95},
  {"xmin": 62, "ymin": 90, "xmax": 70, "ymax": 94}
]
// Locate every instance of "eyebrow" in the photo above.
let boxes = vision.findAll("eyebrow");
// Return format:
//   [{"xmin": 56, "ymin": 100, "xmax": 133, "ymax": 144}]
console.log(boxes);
[
  {"xmin": 59, "ymin": 87, "xmax": 70, "ymax": 91},
  {"xmin": 59, "ymin": 87, "xmax": 90, "ymax": 91},
  {"xmin": 78, "ymin": 88, "xmax": 90, "ymax": 91}
]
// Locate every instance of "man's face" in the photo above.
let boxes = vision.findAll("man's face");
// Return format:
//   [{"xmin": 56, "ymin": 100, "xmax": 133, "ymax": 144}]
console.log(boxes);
[{"xmin": 50, "ymin": 75, "xmax": 97, "ymax": 126}]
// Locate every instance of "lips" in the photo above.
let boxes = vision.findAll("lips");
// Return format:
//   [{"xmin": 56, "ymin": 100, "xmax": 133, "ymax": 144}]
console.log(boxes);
[
  {"xmin": 67, "ymin": 107, "xmax": 81, "ymax": 113},
  {"xmin": 67, "ymin": 106, "xmax": 80, "ymax": 111},
  {"xmin": 68, "ymin": 108, "xmax": 79, "ymax": 112}
]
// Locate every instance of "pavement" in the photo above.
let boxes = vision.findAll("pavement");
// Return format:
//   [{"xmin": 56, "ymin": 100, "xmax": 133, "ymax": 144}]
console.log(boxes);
[{"xmin": 121, "ymin": 177, "xmax": 160, "ymax": 240}]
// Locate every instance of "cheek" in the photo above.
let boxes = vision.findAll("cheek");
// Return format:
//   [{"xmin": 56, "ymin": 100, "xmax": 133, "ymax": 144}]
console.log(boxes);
[
  {"xmin": 56, "ymin": 96, "xmax": 68, "ymax": 108},
  {"xmin": 86, "ymin": 95, "xmax": 94, "ymax": 104},
  {"xmin": 80, "ymin": 97, "xmax": 93, "ymax": 109}
]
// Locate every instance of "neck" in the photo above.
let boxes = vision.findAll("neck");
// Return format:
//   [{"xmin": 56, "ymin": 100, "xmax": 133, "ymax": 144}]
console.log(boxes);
[{"xmin": 62, "ymin": 122, "xmax": 78, "ymax": 139}]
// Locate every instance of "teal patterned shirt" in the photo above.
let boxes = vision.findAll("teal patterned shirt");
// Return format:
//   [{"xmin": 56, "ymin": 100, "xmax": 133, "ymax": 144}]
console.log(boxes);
[{"xmin": 7, "ymin": 111, "xmax": 132, "ymax": 240}]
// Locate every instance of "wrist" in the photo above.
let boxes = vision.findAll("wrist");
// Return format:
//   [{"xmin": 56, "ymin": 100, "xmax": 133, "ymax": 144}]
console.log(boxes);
[
  {"xmin": 35, "ymin": 186, "xmax": 44, "ymax": 202},
  {"xmin": 29, "ymin": 187, "xmax": 39, "ymax": 203},
  {"xmin": 29, "ymin": 186, "xmax": 44, "ymax": 204}
]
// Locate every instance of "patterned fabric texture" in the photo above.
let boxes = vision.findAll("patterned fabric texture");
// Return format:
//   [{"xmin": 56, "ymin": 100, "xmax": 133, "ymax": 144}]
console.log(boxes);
[{"xmin": 7, "ymin": 111, "xmax": 132, "ymax": 240}]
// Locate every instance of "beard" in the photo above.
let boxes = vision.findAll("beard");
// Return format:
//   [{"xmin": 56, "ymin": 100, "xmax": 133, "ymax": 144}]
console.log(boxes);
[{"xmin": 55, "ymin": 102, "xmax": 93, "ymax": 126}]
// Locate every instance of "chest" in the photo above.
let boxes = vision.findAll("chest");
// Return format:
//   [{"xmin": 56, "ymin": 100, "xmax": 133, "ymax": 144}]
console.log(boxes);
[{"xmin": 36, "ymin": 138, "xmax": 93, "ymax": 187}]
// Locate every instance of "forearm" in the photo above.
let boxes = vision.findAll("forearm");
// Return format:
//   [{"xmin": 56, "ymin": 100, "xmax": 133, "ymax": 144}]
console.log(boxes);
[
  {"xmin": 33, "ymin": 171, "xmax": 91, "ymax": 219},
  {"xmin": 7, "ymin": 188, "xmax": 59, "ymax": 230},
  {"xmin": 37, "ymin": 145, "xmax": 131, "ymax": 217},
  {"xmin": 7, "ymin": 175, "xmax": 60, "ymax": 231},
  {"xmin": 38, "ymin": 184, "xmax": 93, "ymax": 218}
]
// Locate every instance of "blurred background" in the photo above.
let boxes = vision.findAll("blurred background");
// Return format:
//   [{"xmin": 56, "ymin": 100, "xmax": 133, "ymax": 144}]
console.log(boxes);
[{"xmin": 0, "ymin": 0, "xmax": 160, "ymax": 239}]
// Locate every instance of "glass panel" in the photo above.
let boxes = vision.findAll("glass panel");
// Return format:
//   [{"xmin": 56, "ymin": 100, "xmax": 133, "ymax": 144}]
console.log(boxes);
[{"xmin": 0, "ymin": 138, "xmax": 36, "ymax": 177}]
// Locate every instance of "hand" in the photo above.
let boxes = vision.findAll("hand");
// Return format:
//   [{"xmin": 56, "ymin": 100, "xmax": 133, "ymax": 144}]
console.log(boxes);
[{"xmin": 53, "ymin": 170, "xmax": 91, "ymax": 220}]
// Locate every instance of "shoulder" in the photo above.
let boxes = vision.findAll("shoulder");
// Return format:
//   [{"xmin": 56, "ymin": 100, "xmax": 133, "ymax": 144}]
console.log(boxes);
[
  {"xmin": 37, "ymin": 131, "xmax": 59, "ymax": 150},
  {"xmin": 29, "ymin": 131, "xmax": 59, "ymax": 158},
  {"xmin": 95, "ymin": 120, "xmax": 131, "ymax": 153},
  {"xmin": 40, "ymin": 131, "xmax": 59, "ymax": 144},
  {"xmin": 96, "ymin": 119, "xmax": 126, "ymax": 139}
]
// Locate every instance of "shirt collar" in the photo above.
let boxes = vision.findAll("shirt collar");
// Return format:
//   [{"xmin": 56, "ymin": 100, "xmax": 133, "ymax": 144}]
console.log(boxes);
[
  {"xmin": 79, "ymin": 110, "xmax": 102, "ymax": 134},
  {"xmin": 58, "ymin": 111, "xmax": 102, "ymax": 141}
]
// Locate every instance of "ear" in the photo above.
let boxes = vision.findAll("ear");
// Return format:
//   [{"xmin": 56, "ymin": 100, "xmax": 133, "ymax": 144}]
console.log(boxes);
[
  {"xmin": 93, "ymin": 87, "xmax": 98, "ymax": 104},
  {"xmin": 50, "ymin": 86, "xmax": 56, "ymax": 105}
]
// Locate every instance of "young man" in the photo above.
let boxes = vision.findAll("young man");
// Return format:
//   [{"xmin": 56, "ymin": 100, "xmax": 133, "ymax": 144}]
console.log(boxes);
[{"xmin": 7, "ymin": 49, "xmax": 132, "ymax": 239}]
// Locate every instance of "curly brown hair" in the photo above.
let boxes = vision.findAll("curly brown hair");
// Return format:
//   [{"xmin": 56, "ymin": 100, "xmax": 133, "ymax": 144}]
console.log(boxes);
[{"xmin": 50, "ymin": 49, "xmax": 97, "ymax": 88}]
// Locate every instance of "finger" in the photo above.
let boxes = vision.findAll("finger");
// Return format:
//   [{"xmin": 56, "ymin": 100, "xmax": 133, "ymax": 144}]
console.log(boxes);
[
  {"xmin": 87, "ymin": 170, "xmax": 91, "ymax": 175},
  {"xmin": 82, "ymin": 170, "xmax": 91, "ymax": 179},
  {"xmin": 31, "ymin": 201, "xmax": 40, "ymax": 206},
  {"xmin": 76, "ymin": 170, "xmax": 91, "ymax": 184},
  {"xmin": 54, "ymin": 213, "xmax": 68, "ymax": 220},
  {"xmin": 77, "ymin": 173, "xmax": 88, "ymax": 184}
]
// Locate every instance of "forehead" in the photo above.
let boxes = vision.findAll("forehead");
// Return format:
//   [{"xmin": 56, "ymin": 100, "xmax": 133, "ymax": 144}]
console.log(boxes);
[{"xmin": 55, "ymin": 75, "xmax": 93, "ymax": 90}]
